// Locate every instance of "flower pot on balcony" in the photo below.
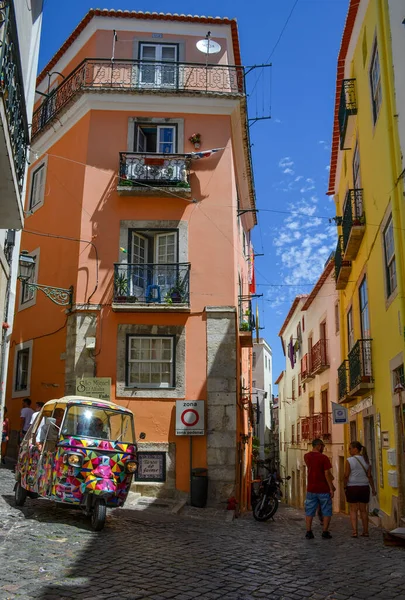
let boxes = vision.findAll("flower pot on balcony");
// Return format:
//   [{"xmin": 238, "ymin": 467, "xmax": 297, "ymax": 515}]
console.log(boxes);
[{"xmin": 194, "ymin": 143, "xmax": 200, "ymax": 149}]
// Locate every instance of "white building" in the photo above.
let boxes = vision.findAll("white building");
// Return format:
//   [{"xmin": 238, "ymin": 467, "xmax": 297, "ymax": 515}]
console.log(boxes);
[
  {"xmin": 252, "ymin": 338, "xmax": 272, "ymax": 460},
  {"xmin": 277, "ymin": 259, "xmax": 345, "ymax": 512},
  {"xmin": 0, "ymin": 0, "xmax": 43, "ymax": 429}
]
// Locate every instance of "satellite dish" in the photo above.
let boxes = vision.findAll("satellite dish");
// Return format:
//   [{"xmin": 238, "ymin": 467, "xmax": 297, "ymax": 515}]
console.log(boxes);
[{"xmin": 196, "ymin": 39, "xmax": 221, "ymax": 54}]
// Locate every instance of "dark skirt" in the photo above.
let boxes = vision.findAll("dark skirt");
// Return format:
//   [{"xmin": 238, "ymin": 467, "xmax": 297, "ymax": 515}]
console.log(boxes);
[{"xmin": 345, "ymin": 485, "xmax": 370, "ymax": 504}]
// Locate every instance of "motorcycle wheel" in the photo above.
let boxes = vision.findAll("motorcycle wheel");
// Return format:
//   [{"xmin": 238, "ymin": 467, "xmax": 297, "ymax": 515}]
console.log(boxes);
[
  {"xmin": 91, "ymin": 499, "xmax": 106, "ymax": 531},
  {"xmin": 253, "ymin": 495, "xmax": 278, "ymax": 521},
  {"xmin": 15, "ymin": 482, "xmax": 27, "ymax": 507}
]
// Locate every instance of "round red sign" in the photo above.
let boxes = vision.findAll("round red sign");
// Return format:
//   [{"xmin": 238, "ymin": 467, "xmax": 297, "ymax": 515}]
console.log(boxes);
[{"xmin": 181, "ymin": 409, "xmax": 199, "ymax": 427}]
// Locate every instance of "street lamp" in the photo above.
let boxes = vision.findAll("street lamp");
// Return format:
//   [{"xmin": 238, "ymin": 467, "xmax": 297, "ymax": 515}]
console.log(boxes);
[{"xmin": 17, "ymin": 251, "xmax": 74, "ymax": 307}]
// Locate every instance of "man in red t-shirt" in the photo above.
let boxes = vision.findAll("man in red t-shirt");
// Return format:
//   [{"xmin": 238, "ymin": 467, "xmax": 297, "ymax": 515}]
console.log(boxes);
[{"xmin": 304, "ymin": 438, "xmax": 334, "ymax": 539}]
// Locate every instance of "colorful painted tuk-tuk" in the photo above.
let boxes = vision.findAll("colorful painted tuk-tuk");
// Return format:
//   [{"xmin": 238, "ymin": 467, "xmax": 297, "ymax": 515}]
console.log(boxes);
[{"xmin": 15, "ymin": 396, "xmax": 143, "ymax": 530}]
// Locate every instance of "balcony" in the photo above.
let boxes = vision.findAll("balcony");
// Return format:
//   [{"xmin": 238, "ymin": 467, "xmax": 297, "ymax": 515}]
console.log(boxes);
[
  {"xmin": 0, "ymin": 2, "xmax": 30, "ymax": 227},
  {"xmin": 338, "ymin": 78, "xmax": 357, "ymax": 150},
  {"xmin": 348, "ymin": 339, "xmax": 373, "ymax": 396},
  {"xmin": 301, "ymin": 354, "xmax": 314, "ymax": 383},
  {"xmin": 338, "ymin": 360, "xmax": 349, "ymax": 403},
  {"xmin": 301, "ymin": 413, "xmax": 332, "ymax": 441},
  {"xmin": 311, "ymin": 339, "xmax": 329, "ymax": 375},
  {"xmin": 31, "ymin": 59, "xmax": 245, "ymax": 139},
  {"xmin": 342, "ymin": 189, "xmax": 365, "ymax": 260},
  {"xmin": 239, "ymin": 300, "xmax": 255, "ymax": 348},
  {"xmin": 335, "ymin": 236, "xmax": 351, "ymax": 290},
  {"xmin": 117, "ymin": 153, "xmax": 191, "ymax": 197},
  {"xmin": 112, "ymin": 262, "xmax": 190, "ymax": 311}
]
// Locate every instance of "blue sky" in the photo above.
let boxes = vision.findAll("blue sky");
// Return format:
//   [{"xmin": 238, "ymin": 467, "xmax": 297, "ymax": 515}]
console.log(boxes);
[{"xmin": 38, "ymin": 0, "xmax": 348, "ymax": 385}]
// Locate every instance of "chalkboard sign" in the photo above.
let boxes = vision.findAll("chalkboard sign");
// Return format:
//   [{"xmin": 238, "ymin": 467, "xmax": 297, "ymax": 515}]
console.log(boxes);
[{"xmin": 135, "ymin": 452, "xmax": 166, "ymax": 482}]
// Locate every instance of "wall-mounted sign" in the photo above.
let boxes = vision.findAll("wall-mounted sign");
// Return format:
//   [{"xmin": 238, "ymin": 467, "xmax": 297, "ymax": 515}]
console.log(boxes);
[
  {"xmin": 349, "ymin": 396, "xmax": 372, "ymax": 416},
  {"xmin": 135, "ymin": 452, "xmax": 166, "ymax": 482},
  {"xmin": 332, "ymin": 402, "xmax": 348, "ymax": 424},
  {"xmin": 152, "ymin": 33, "xmax": 163, "ymax": 38},
  {"xmin": 382, "ymin": 431, "xmax": 390, "ymax": 448},
  {"xmin": 75, "ymin": 377, "xmax": 111, "ymax": 401},
  {"xmin": 175, "ymin": 400, "xmax": 205, "ymax": 436}
]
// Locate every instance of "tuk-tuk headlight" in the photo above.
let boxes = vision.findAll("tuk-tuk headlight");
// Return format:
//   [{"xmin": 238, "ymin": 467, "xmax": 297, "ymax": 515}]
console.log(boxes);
[
  {"xmin": 66, "ymin": 454, "xmax": 83, "ymax": 467},
  {"xmin": 126, "ymin": 461, "xmax": 137, "ymax": 473}
]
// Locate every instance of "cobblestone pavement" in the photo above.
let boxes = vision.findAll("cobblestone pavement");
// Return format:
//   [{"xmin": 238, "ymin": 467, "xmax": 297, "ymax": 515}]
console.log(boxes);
[{"xmin": 0, "ymin": 465, "xmax": 405, "ymax": 600}]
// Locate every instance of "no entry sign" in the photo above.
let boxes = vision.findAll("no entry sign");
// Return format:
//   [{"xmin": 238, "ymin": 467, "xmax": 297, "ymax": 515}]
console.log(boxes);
[{"xmin": 176, "ymin": 401, "xmax": 205, "ymax": 436}]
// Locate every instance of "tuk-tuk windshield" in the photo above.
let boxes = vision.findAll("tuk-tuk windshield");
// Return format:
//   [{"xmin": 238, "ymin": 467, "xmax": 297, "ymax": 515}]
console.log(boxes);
[{"xmin": 62, "ymin": 405, "xmax": 135, "ymax": 444}]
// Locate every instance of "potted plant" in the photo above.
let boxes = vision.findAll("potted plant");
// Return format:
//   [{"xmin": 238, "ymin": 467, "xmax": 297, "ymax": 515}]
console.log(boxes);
[
  {"xmin": 114, "ymin": 272, "xmax": 128, "ymax": 303},
  {"xmin": 188, "ymin": 133, "xmax": 201, "ymax": 149},
  {"xmin": 165, "ymin": 278, "xmax": 187, "ymax": 304},
  {"xmin": 240, "ymin": 321, "xmax": 250, "ymax": 332}
]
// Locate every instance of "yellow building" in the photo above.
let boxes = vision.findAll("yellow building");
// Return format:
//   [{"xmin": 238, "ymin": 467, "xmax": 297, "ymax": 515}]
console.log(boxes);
[{"xmin": 328, "ymin": 0, "xmax": 405, "ymax": 529}]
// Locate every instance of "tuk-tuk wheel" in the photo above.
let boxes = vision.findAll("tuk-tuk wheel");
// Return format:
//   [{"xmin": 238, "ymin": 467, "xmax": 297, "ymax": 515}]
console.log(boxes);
[
  {"xmin": 15, "ymin": 482, "xmax": 27, "ymax": 507},
  {"xmin": 91, "ymin": 499, "xmax": 106, "ymax": 531}
]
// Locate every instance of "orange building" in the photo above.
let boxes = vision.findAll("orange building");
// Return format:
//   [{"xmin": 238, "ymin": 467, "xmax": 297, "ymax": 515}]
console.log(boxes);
[{"xmin": 6, "ymin": 9, "xmax": 257, "ymax": 510}]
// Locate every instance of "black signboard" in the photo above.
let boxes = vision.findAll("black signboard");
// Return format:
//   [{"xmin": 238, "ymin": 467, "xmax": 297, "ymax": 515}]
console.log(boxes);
[{"xmin": 135, "ymin": 452, "xmax": 166, "ymax": 483}]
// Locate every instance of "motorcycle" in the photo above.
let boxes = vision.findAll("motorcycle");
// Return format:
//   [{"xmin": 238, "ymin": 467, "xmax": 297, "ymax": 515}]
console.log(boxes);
[{"xmin": 252, "ymin": 464, "xmax": 290, "ymax": 522}]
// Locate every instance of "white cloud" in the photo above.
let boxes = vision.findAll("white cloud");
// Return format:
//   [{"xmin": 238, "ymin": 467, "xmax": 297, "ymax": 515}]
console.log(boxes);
[
  {"xmin": 294, "ymin": 175, "xmax": 303, "ymax": 182},
  {"xmin": 283, "ymin": 168, "xmax": 295, "ymax": 175},
  {"xmin": 275, "ymin": 118, "xmax": 282, "ymax": 124},
  {"xmin": 279, "ymin": 157, "xmax": 294, "ymax": 168},
  {"xmin": 325, "ymin": 165, "xmax": 331, "ymax": 171}
]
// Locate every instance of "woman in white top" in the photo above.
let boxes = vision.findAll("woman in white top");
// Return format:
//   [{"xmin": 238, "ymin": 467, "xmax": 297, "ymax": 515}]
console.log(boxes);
[{"xmin": 344, "ymin": 441, "xmax": 376, "ymax": 537}]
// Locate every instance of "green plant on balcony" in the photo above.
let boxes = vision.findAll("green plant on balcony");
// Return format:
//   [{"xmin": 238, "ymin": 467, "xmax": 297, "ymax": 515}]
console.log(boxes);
[
  {"xmin": 240, "ymin": 321, "xmax": 250, "ymax": 332},
  {"xmin": 114, "ymin": 272, "xmax": 128, "ymax": 302},
  {"xmin": 164, "ymin": 278, "xmax": 187, "ymax": 304}
]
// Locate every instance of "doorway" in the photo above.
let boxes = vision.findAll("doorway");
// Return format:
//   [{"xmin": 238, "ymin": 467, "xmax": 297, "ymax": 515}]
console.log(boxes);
[
  {"xmin": 291, "ymin": 470, "xmax": 296, "ymax": 506},
  {"xmin": 363, "ymin": 416, "xmax": 377, "ymax": 486}
]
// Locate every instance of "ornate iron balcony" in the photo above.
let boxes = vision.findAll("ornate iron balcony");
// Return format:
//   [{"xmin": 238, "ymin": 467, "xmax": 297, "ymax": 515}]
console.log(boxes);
[
  {"xmin": 311, "ymin": 339, "xmax": 329, "ymax": 374},
  {"xmin": 118, "ymin": 152, "xmax": 191, "ymax": 194},
  {"xmin": 338, "ymin": 360, "xmax": 349, "ymax": 402},
  {"xmin": 301, "ymin": 353, "xmax": 313, "ymax": 382},
  {"xmin": 342, "ymin": 188, "xmax": 365, "ymax": 260},
  {"xmin": 113, "ymin": 262, "xmax": 190, "ymax": 306},
  {"xmin": 338, "ymin": 78, "xmax": 357, "ymax": 150},
  {"xmin": 32, "ymin": 58, "xmax": 245, "ymax": 138},
  {"xmin": 334, "ymin": 236, "xmax": 351, "ymax": 290},
  {"xmin": 301, "ymin": 413, "xmax": 331, "ymax": 441},
  {"xmin": 0, "ymin": 1, "xmax": 29, "ymax": 192},
  {"xmin": 348, "ymin": 338, "xmax": 373, "ymax": 394}
]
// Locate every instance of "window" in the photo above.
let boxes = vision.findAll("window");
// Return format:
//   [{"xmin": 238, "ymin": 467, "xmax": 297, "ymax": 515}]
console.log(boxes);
[
  {"xmin": 362, "ymin": 28, "xmax": 368, "ymax": 68},
  {"xmin": 291, "ymin": 424, "xmax": 295, "ymax": 445},
  {"xmin": 292, "ymin": 377, "xmax": 296, "ymax": 402},
  {"xmin": 265, "ymin": 355, "xmax": 267, "ymax": 369},
  {"xmin": 252, "ymin": 380, "xmax": 256, "ymax": 388},
  {"xmin": 347, "ymin": 308, "xmax": 354, "ymax": 351},
  {"xmin": 383, "ymin": 217, "xmax": 397, "ymax": 297},
  {"xmin": 27, "ymin": 158, "xmax": 47, "ymax": 214},
  {"xmin": 352, "ymin": 142, "xmax": 361, "ymax": 190},
  {"xmin": 139, "ymin": 43, "xmax": 178, "ymax": 87},
  {"xmin": 369, "ymin": 40, "xmax": 382, "ymax": 124},
  {"xmin": 252, "ymin": 352, "xmax": 256, "ymax": 369},
  {"xmin": 13, "ymin": 340, "xmax": 33, "ymax": 397},
  {"xmin": 29, "ymin": 164, "xmax": 46, "ymax": 210},
  {"xmin": 334, "ymin": 301, "xmax": 340, "ymax": 334},
  {"xmin": 393, "ymin": 365, "xmax": 404, "ymax": 388},
  {"xmin": 298, "ymin": 373, "xmax": 301, "ymax": 397},
  {"xmin": 359, "ymin": 277, "xmax": 370, "ymax": 338},
  {"xmin": 135, "ymin": 123, "xmax": 176, "ymax": 154},
  {"xmin": 127, "ymin": 336, "xmax": 174, "ymax": 388},
  {"xmin": 302, "ymin": 316, "xmax": 305, "ymax": 332},
  {"xmin": 350, "ymin": 420, "xmax": 357, "ymax": 442},
  {"xmin": 297, "ymin": 421, "xmax": 301, "ymax": 444}
]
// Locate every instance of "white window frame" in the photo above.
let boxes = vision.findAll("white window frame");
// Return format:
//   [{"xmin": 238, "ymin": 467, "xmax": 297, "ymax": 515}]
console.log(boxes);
[
  {"xmin": 369, "ymin": 39, "xmax": 382, "ymax": 125},
  {"xmin": 12, "ymin": 340, "xmax": 33, "ymax": 398},
  {"xmin": 127, "ymin": 335, "xmax": 174, "ymax": 389},
  {"xmin": 27, "ymin": 156, "xmax": 48, "ymax": 215},
  {"xmin": 19, "ymin": 248, "xmax": 40, "ymax": 311},
  {"xmin": 138, "ymin": 43, "xmax": 178, "ymax": 88},
  {"xmin": 383, "ymin": 216, "xmax": 397, "ymax": 298}
]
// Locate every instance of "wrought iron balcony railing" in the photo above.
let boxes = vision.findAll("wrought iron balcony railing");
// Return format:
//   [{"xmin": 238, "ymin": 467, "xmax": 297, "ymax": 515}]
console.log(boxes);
[
  {"xmin": 301, "ymin": 353, "xmax": 313, "ymax": 381},
  {"xmin": 348, "ymin": 339, "xmax": 373, "ymax": 392},
  {"xmin": 301, "ymin": 413, "xmax": 332, "ymax": 441},
  {"xmin": 0, "ymin": 2, "xmax": 29, "ymax": 192},
  {"xmin": 239, "ymin": 299, "xmax": 256, "ymax": 332},
  {"xmin": 343, "ymin": 189, "xmax": 364, "ymax": 239},
  {"xmin": 311, "ymin": 339, "xmax": 329, "ymax": 373},
  {"xmin": 335, "ymin": 236, "xmax": 351, "ymax": 289},
  {"xmin": 338, "ymin": 360, "xmax": 349, "ymax": 402},
  {"xmin": 118, "ymin": 152, "xmax": 191, "ymax": 190},
  {"xmin": 113, "ymin": 262, "xmax": 190, "ymax": 305},
  {"xmin": 338, "ymin": 78, "xmax": 357, "ymax": 150},
  {"xmin": 32, "ymin": 58, "xmax": 245, "ymax": 138}
]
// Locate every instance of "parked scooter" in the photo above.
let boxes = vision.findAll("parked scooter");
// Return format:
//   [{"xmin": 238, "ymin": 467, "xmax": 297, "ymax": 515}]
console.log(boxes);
[{"xmin": 252, "ymin": 463, "xmax": 290, "ymax": 522}]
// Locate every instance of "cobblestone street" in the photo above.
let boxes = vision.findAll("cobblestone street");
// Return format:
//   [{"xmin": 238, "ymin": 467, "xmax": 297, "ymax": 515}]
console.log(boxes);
[{"xmin": 0, "ymin": 466, "xmax": 404, "ymax": 600}]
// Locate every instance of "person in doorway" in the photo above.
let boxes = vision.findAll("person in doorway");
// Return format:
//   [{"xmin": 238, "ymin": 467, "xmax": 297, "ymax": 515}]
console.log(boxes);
[
  {"xmin": 344, "ymin": 441, "xmax": 376, "ymax": 537},
  {"xmin": 304, "ymin": 438, "xmax": 334, "ymax": 539},
  {"xmin": 2, "ymin": 407, "xmax": 9, "ymax": 464},
  {"xmin": 30, "ymin": 401, "xmax": 45, "ymax": 426},
  {"xmin": 19, "ymin": 398, "xmax": 34, "ymax": 444}
]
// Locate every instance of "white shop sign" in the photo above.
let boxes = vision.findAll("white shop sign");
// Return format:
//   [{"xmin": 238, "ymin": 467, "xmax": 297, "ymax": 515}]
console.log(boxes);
[{"xmin": 349, "ymin": 396, "xmax": 372, "ymax": 416}]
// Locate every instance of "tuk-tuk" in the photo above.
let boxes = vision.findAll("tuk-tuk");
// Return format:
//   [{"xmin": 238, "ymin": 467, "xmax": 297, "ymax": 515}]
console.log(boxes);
[{"xmin": 15, "ymin": 396, "xmax": 143, "ymax": 531}]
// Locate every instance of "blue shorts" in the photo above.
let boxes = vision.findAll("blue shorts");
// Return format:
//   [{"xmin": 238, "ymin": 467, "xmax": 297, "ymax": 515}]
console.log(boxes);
[{"xmin": 305, "ymin": 492, "xmax": 332, "ymax": 517}]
